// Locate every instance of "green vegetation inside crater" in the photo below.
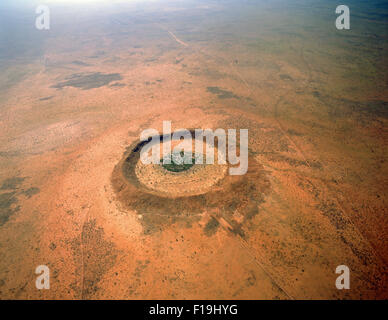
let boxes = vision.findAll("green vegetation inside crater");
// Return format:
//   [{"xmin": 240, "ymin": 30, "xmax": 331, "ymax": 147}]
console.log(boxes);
[{"xmin": 161, "ymin": 151, "xmax": 196, "ymax": 173}]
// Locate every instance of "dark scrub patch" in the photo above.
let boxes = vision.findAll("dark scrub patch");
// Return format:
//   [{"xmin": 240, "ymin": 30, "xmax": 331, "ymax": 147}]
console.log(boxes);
[
  {"xmin": 317, "ymin": 201, "xmax": 348, "ymax": 230},
  {"xmin": 134, "ymin": 260, "xmax": 150, "ymax": 277},
  {"xmin": 287, "ymin": 129, "xmax": 303, "ymax": 136},
  {"xmin": 0, "ymin": 177, "xmax": 25, "ymax": 190},
  {"xmin": 225, "ymin": 217, "xmax": 245, "ymax": 238},
  {"xmin": 204, "ymin": 217, "xmax": 220, "ymax": 236},
  {"xmin": 244, "ymin": 204, "xmax": 259, "ymax": 220},
  {"xmin": 206, "ymin": 86, "xmax": 240, "ymax": 99},
  {"xmin": 0, "ymin": 192, "xmax": 20, "ymax": 226},
  {"xmin": 0, "ymin": 151, "xmax": 21, "ymax": 158},
  {"xmin": 112, "ymin": 133, "xmax": 270, "ymax": 235},
  {"xmin": 279, "ymin": 74, "xmax": 293, "ymax": 81},
  {"xmin": 52, "ymin": 72, "xmax": 122, "ymax": 90},
  {"xmin": 71, "ymin": 60, "xmax": 90, "ymax": 66},
  {"xmin": 267, "ymin": 153, "xmax": 322, "ymax": 170},
  {"xmin": 39, "ymin": 96, "xmax": 53, "ymax": 101},
  {"xmin": 364, "ymin": 100, "xmax": 388, "ymax": 118},
  {"xmin": 316, "ymin": 200, "xmax": 375, "ymax": 269},
  {"xmin": 314, "ymin": 93, "xmax": 388, "ymax": 120},
  {"xmin": 110, "ymin": 82, "xmax": 125, "ymax": 87},
  {"xmin": 22, "ymin": 187, "xmax": 40, "ymax": 198},
  {"xmin": 246, "ymin": 270, "xmax": 257, "ymax": 286},
  {"xmin": 312, "ymin": 90, "xmax": 321, "ymax": 98},
  {"xmin": 71, "ymin": 219, "xmax": 117, "ymax": 299}
]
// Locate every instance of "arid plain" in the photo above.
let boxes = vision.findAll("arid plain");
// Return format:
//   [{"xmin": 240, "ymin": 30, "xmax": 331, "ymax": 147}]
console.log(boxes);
[{"xmin": 0, "ymin": 0, "xmax": 387, "ymax": 299}]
